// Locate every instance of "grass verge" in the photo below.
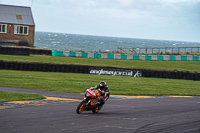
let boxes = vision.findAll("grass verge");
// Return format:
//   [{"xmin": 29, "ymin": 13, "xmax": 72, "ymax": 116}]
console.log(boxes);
[
  {"xmin": 1, "ymin": 70, "xmax": 200, "ymax": 96},
  {"xmin": 0, "ymin": 91, "xmax": 45, "ymax": 102},
  {"xmin": 0, "ymin": 54, "xmax": 200, "ymax": 72}
]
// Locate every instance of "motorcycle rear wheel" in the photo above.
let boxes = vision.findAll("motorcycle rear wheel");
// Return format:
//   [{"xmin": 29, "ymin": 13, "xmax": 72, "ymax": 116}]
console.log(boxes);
[
  {"xmin": 92, "ymin": 104, "xmax": 103, "ymax": 113},
  {"xmin": 92, "ymin": 107, "xmax": 99, "ymax": 113},
  {"xmin": 76, "ymin": 100, "xmax": 87, "ymax": 114}
]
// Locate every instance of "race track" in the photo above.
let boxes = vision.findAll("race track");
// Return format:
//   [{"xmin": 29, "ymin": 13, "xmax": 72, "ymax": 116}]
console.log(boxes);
[{"xmin": 0, "ymin": 87, "xmax": 200, "ymax": 133}]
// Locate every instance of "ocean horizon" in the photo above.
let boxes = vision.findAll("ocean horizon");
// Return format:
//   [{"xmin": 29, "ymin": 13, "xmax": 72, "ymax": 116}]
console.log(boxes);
[{"xmin": 34, "ymin": 31, "xmax": 200, "ymax": 53}]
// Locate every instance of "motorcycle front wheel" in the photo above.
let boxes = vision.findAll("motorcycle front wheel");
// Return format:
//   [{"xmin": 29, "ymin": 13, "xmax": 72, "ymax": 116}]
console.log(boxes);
[{"xmin": 76, "ymin": 100, "xmax": 87, "ymax": 114}]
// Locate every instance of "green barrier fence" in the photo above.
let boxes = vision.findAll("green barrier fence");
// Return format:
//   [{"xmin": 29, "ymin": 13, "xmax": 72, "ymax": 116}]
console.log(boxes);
[
  {"xmin": 94, "ymin": 53, "xmax": 101, "ymax": 58},
  {"xmin": 53, "ymin": 50, "xmax": 200, "ymax": 61},
  {"xmin": 170, "ymin": 55, "xmax": 175, "ymax": 61},
  {"xmin": 157, "ymin": 55, "xmax": 164, "ymax": 61},
  {"xmin": 52, "ymin": 50, "xmax": 63, "ymax": 56},
  {"xmin": 107, "ymin": 54, "xmax": 114, "ymax": 59},
  {"xmin": 133, "ymin": 55, "xmax": 139, "ymax": 60},
  {"xmin": 69, "ymin": 51, "xmax": 76, "ymax": 57},
  {"xmin": 145, "ymin": 55, "xmax": 151, "ymax": 60},
  {"xmin": 193, "ymin": 56, "xmax": 199, "ymax": 61},
  {"xmin": 181, "ymin": 55, "xmax": 187, "ymax": 61},
  {"xmin": 82, "ymin": 52, "xmax": 88, "ymax": 58},
  {"xmin": 121, "ymin": 54, "xmax": 127, "ymax": 59}
]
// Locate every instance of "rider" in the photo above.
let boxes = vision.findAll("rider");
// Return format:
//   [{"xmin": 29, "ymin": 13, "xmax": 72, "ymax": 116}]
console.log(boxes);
[{"xmin": 95, "ymin": 81, "xmax": 110, "ymax": 107}]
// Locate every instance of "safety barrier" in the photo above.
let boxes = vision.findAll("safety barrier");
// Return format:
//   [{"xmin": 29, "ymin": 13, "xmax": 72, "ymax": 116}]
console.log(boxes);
[
  {"xmin": 52, "ymin": 50, "xmax": 200, "ymax": 61},
  {"xmin": 1, "ymin": 47, "xmax": 199, "ymax": 60},
  {"xmin": 0, "ymin": 60, "xmax": 89, "ymax": 73},
  {"xmin": 0, "ymin": 46, "xmax": 30, "ymax": 56},
  {"xmin": 0, "ymin": 60, "xmax": 200, "ymax": 80},
  {"xmin": 0, "ymin": 46, "xmax": 52, "ymax": 56},
  {"xmin": 52, "ymin": 50, "xmax": 63, "ymax": 56},
  {"xmin": 29, "ymin": 49, "xmax": 51, "ymax": 55}
]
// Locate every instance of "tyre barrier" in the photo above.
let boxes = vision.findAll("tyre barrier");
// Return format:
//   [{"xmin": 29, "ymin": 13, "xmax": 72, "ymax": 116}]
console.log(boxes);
[
  {"xmin": 0, "ymin": 60, "xmax": 89, "ymax": 74},
  {"xmin": 0, "ymin": 60, "xmax": 200, "ymax": 81},
  {"xmin": 0, "ymin": 47, "xmax": 30, "ymax": 56},
  {"xmin": 29, "ymin": 49, "xmax": 52, "ymax": 55},
  {"xmin": 0, "ymin": 46, "xmax": 52, "ymax": 56}
]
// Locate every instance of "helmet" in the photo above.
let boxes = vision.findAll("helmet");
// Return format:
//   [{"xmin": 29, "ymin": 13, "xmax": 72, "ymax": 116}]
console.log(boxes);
[{"xmin": 98, "ymin": 81, "xmax": 106, "ymax": 89}]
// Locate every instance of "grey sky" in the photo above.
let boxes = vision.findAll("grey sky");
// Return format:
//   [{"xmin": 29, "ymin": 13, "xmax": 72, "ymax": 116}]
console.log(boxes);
[{"xmin": 1, "ymin": 0, "xmax": 200, "ymax": 42}]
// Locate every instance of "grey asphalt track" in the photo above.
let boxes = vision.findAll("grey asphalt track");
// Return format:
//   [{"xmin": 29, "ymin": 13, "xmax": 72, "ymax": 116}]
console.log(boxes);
[{"xmin": 0, "ymin": 87, "xmax": 200, "ymax": 133}]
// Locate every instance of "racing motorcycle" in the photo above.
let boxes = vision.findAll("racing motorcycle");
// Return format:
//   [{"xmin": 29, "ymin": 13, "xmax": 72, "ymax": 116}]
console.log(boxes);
[{"xmin": 76, "ymin": 87, "xmax": 105, "ymax": 114}]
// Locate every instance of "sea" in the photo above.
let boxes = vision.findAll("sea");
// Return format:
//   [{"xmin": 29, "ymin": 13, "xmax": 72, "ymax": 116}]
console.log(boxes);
[{"xmin": 34, "ymin": 31, "xmax": 200, "ymax": 53}]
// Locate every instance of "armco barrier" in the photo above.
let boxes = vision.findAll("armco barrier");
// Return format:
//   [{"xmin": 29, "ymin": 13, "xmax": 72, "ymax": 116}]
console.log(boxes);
[{"xmin": 0, "ymin": 60, "xmax": 200, "ymax": 80}]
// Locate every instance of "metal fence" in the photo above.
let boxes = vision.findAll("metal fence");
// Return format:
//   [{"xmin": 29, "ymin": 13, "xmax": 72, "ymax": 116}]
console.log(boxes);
[{"xmin": 117, "ymin": 47, "xmax": 200, "ymax": 54}]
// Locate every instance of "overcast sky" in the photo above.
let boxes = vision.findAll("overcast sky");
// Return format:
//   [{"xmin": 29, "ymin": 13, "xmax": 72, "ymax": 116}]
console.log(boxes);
[{"xmin": 1, "ymin": 0, "xmax": 200, "ymax": 42}]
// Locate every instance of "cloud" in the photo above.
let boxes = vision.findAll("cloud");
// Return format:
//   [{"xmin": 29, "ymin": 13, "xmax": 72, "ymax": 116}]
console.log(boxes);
[
  {"xmin": 1, "ymin": 0, "xmax": 199, "ymax": 41},
  {"xmin": 0, "ymin": 0, "xmax": 32, "ymax": 6},
  {"xmin": 118, "ymin": 0, "xmax": 134, "ymax": 6},
  {"xmin": 160, "ymin": 0, "xmax": 200, "ymax": 3}
]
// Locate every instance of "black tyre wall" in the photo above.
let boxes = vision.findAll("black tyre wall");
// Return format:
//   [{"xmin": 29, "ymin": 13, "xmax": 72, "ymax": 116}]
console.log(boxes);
[{"xmin": 0, "ymin": 60, "xmax": 199, "ymax": 81}]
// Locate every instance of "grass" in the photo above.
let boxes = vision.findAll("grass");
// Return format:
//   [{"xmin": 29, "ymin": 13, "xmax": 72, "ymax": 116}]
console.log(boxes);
[
  {"xmin": 1, "ymin": 70, "xmax": 200, "ymax": 96},
  {"xmin": 0, "ymin": 91, "xmax": 45, "ymax": 102},
  {"xmin": 0, "ymin": 54, "xmax": 200, "ymax": 102},
  {"xmin": 0, "ymin": 54, "xmax": 200, "ymax": 72}
]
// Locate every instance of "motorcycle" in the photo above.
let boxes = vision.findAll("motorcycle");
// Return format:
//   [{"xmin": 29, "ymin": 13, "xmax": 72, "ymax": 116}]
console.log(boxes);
[{"xmin": 76, "ymin": 87, "xmax": 105, "ymax": 114}]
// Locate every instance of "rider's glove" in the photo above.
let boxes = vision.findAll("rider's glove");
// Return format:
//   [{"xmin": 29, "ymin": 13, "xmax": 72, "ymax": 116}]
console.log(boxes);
[
  {"xmin": 104, "ymin": 93, "xmax": 108, "ymax": 98},
  {"xmin": 98, "ymin": 89, "xmax": 105, "ymax": 95},
  {"xmin": 104, "ymin": 92, "xmax": 109, "ymax": 98}
]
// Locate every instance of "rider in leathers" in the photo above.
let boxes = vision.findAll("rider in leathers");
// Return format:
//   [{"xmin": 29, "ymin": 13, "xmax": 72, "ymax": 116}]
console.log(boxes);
[{"xmin": 95, "ymin": 81, "xmax": 110, "ymax": 108}]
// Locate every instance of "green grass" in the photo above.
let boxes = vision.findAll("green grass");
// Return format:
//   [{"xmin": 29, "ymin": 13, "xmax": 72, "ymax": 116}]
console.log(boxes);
[
  {"xmin": 0, "ymin": 54, "xmax": 200, "ymax": 102},
  {"xmin": 1, "ymin": 70, "xmax": 200, "ymax": 96},
  {"xmin": 0, "ymin": 91, "xmax": 45, "ymax": 102},
  {"xmin": 0, "ymin": 54, "xmax": 200, "ymax": 72}
]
